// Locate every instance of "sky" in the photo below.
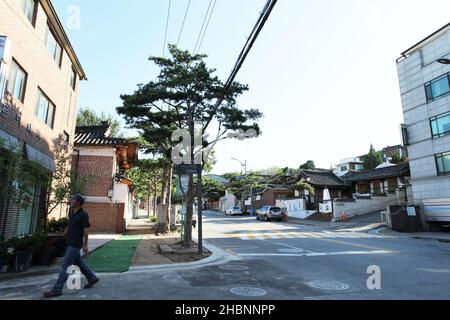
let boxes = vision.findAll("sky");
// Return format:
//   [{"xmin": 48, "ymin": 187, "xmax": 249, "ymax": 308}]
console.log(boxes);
[{"xmin": 54, "ymin": 0, "xmax": 450, "ymax": 174}]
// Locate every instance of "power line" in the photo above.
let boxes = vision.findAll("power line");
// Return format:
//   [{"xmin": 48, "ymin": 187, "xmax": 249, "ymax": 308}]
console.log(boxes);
[
  {"xmin": 177, "ymin": 0, "xmax": 192, "ymax": 47},
  {"xmin": 163, "ymin": 0, "xmax": 172, "ymax": 56},
  {"xmin": 196, "ymin": 0, "xmax": 217, "ymax": 54},
  {"xmin": 193, "ymin": 0, "xmax": 214, "ymax": 54},
  {"xmin": 204, "ymin": 0, "xmax": 277, "ymax": 127}
]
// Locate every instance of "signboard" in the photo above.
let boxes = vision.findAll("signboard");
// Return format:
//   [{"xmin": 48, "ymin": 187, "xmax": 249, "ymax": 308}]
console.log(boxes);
[{"xmin": 174, "ymin": 164, "xmax": 202, "ymax": 175}]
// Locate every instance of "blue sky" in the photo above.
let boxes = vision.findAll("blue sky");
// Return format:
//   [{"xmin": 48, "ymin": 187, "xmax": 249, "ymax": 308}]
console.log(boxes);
[{"xmin": 54, "ymin": 0, "xmax": 450, "ymax": 174}]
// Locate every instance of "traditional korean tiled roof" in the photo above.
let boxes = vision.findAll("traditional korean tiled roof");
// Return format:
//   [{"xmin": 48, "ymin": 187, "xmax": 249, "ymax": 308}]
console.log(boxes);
[
  {"xmin": 74, "ymin": 123, "xmax": 128, "ymax": 146},
  {"xmin": 299, "ymin": 169, "xmax": 348, "ymax": 188},
  {"xmin": 342, "ymin": 163, "xmax": 410, "ymax": 182}
]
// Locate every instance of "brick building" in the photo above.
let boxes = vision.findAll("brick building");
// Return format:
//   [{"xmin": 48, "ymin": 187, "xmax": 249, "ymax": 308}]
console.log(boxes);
[
  {"xmin": 74, "ymin": 123, "xmax": 139, "ymax": 233},
  {"xmin": 0, "ymin": 0, "xmax": 86, "ymax": 237}
]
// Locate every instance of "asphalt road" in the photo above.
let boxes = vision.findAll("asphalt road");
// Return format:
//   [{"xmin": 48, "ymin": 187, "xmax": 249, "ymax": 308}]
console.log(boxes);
[{"xmin": 1, "ymin": 211, "xmax": 450, "ymax": 300}]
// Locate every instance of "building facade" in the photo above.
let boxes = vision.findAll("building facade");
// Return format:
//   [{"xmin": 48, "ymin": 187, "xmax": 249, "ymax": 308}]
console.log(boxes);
[
  {"xmin": 0, "ymin": 0, "xmax": 86, "ymax": 237},
  {"xmin": 74, "ymin": 123, "xmax": 138, "ymax": 233},
  {"xmin": 333, "ymin": 157, "xmax": 364, "ymax": 177},
  {"xmin": 397, "ymin": 23, "xmax": 450, "ymax": 222}
]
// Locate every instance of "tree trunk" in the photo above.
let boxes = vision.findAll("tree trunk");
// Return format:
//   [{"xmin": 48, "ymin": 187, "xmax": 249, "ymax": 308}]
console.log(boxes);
[
  {"xmin": 184, "ymin": 173, "xmax": 194, "ymax": 247},
  {"xmin": 146, "ymin": 195, "xmax": 151, "ymax": 218},
  {"xmin": 153, "ymin": 191, "xmax": 157, "ymax": 217},
  {"xmin": 164, "ymin": 164, "xmax": 173, "ymax": 232},
  {"xmin": 157, "ymin": 163, "xmax": 169, "ymax": 233}
]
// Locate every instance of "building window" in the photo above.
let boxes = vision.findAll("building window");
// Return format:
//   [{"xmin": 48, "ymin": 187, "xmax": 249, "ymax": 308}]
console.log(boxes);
[
  {"xmin": 35, "ymin": 89, "xmax": 55, "ymax": 128},
  {"xmin": 20, "ymin": 0, "xmax": 36, "ymax": 24},
  {"xmin": 436, "ymin": 152, "xmax": 450, "ymax": 176},
  {"xmin": 425, "ymin": 73, "xmax": 450, "ymax": 102},
  {"xmin": 70, "ymin": 68, "xmax": 77, "ymax": 90},
  {"xmin": 46, "ymin": 26, "xmax": 62, "ymax": 66},
  {"xmin": 340, "ymin": 166, "xmax": 348, "ymax": 172},
  {"xmin": 7, "ymin": 60, "xmax": 27, "ymax": 102},
  {"xmin": 431, "ymin": 112, "xmax": 450, "ymax": 138}
]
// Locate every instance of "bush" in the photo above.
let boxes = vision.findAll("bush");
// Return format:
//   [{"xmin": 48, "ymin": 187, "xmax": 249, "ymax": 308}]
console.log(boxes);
[
  {"xmin": 0, "ymin": 238, "xmax": 15, "ymax": 264},
  {"xmin": 46, "ymin": 218, "xmax": 69, "ymax": 234},
  {"xmin": 9, "ymin": 234, "xmax": 45, "ymax": 254}
]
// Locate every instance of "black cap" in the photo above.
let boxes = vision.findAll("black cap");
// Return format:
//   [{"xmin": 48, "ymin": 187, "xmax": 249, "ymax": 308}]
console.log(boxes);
[{"xmin": 70, "ymin": 194, "xmax": 86, "ymax": 205}]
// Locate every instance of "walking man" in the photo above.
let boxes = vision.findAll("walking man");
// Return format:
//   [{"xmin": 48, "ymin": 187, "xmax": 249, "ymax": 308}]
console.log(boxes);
[{"xmin": 43, "ymin": 195, "xmax": 99, "ymax": 299}]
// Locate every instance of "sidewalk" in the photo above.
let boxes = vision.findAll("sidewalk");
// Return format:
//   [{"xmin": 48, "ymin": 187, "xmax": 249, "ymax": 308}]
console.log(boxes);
[
  {"xmin": 372, "ymin": 227, "xmax": 450, "ymax": 243},
  {"xmin": 0, "ymin": 234, "xmax": 120, "ymax": 282}
]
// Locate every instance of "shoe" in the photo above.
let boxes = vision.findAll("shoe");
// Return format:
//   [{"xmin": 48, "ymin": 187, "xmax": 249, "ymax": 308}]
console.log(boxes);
[
  {"xmin": 84, "ymin": 278, "xmax": 100, "ymax": 289},
  {"xmin": 43, "ymin": 291, "xmax": 63, "ymax": 299}
]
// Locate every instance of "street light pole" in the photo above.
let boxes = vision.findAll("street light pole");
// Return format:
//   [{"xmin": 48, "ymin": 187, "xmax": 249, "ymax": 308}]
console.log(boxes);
[{"xmin": 231, "ymin": 157, "xmax": 248, "ymax": 211}]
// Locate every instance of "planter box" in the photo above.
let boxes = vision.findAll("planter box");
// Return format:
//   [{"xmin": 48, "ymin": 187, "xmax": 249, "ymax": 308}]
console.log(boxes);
[
  {"xmin": 0, "ymin": 257, "xmax": 10, "ymax": 273},
  {"xmin": 33, "ymin": 234, "xmax": 65, "ymax": 266},
  {"xmin": 14, "ymin": 252, "xmax": 33, "ymax": 273}
]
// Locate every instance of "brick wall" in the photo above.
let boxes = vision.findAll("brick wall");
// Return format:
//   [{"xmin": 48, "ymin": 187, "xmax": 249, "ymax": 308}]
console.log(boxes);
[
  {"xmin": 0, "ymin": 0, "xmax": 84, "ymax": 230},
  {"xmin": 84, "ymin": 203, "xmax": 125, "ymax": 234},
  {"xmin": 75, "ymin": 154, "xmax": 114, "ymax": 197},
  {"xmin": 0, "ymin": 0, "xmax": 81, "ymax": 151}
]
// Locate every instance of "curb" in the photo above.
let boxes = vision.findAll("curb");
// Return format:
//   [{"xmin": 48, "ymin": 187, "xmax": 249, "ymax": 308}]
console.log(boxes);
[
  {"xmin": 0, "ymin": 267, "xmax": 59, "ymax": 282},
  {"xmin": 369, "ymin": 227, "xmax": 450, "ymax": 243},
  {"xmin": 127, "ymin": 239, "xmax": 239, "ymax": 274}
]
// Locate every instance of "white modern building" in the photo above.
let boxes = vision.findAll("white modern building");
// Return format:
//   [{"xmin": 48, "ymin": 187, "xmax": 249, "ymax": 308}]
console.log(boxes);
[
  {"xmin": 396, "ymin": 23, "xmax": 450, "ymax": 223},
  {"xmin": 333, "ymin": 157, "xmax": 364, "ymax": 177}
]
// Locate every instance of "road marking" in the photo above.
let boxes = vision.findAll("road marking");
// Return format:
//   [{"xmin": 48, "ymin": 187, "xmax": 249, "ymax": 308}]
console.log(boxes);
[
  {"xmin": 232, "ymin": 231, "xmax": 383, "ymax": 241},
  {"xmin": 238, "ymin": 250, "xmax": 395, "ymax": 258}
]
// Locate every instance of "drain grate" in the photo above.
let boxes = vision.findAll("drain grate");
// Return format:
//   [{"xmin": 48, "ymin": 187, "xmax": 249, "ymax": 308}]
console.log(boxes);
[
  {"xmin": 230, "ymin": 287, "xmax": 267, "ymax": 297},
  {"xmin": 307, "ymin": 280, "xmax": 350, "ymax": 291},
  {"xmin": 219, "ymin": 264, "xmax": 250, "ymax": 271}
]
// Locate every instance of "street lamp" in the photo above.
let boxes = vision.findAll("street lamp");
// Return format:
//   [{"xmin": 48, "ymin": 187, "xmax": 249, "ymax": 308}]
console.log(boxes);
[
  {"xmin": 231, "ymin": 157, "xmax": 248, "ymax": 212},
  {"xmin": 231, "ymin": 158, "xmax": 247, "ymax": 175},
  {"xmin": 437, "ymin": 58, "xmax": 450, "ymax": 65}
]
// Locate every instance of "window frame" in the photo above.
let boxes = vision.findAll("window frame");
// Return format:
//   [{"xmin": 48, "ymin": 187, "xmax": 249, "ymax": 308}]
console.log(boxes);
[
  {"xmin": 35, "ymin": 88, "xmax": 56, "ymax": 128},
  {"xmin": 70, "ymin": 67, "xmax": 77, "ymax": 91},
  {"xmin": 430, "ymin": 111, "xmax": 450, "ymax": 139},
  {"xmin": 435, "ymin": 152, "xmax": 450, "ymax": 176},
  {"xmin": 45, "ymin": 24, "xmax": 63, "ymax": 67},
  {"xmin": 425, "ymin": 72, "xmax": 450, "ymax": 103},
  {"xmin": 6, "ymin": 58, "xmax": 28, "ymax": 103},
  {"xmin": 20, "ymin": 0, "xmax": 38, "ymax": 26}
]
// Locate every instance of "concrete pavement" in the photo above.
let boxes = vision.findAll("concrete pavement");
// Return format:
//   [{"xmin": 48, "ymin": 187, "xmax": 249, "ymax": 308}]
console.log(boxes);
[{"xmin": 1, "ymin": 211, "xmax": 450, "ymax": 300}]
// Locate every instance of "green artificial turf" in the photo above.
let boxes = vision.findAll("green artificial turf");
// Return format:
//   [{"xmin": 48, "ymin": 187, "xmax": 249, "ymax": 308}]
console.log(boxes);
[{"xmin": 85, "ymin": 235, "xmax": 143, "ymax": 273}]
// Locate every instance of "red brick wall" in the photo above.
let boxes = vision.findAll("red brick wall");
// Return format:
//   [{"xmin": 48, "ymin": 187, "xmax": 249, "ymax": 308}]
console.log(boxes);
[
  {"xmin": 84, "ymin": 203, "xmax": 125, "ymax": 234},
  {"xmin": 74, "ymin": 155, "xmax": 113, "ymax": 197}
]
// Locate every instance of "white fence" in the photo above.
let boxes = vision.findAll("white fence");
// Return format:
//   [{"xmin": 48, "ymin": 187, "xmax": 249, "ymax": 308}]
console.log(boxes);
[
  {"xmin": 276, "ymin": 199, "xmax": 316, "ymax": 220},
  {"xmin": 333, "ymin": 192, "xmax": 404, "ymax": 221}
]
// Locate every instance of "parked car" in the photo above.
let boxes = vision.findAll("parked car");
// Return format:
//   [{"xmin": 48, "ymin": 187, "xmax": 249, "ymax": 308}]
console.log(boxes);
[
  {"xmin": 226, "ymin": 207, "xmax": 243, "ymax": 216},
  {"xmin": 256, "ymin": 206, "xmax": 285, "ymax": 222}
]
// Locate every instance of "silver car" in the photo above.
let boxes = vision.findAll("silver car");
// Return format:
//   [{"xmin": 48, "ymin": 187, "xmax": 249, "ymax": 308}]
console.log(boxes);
[{"xmin": 256, "ymin": 206, "xmax": 284, "ymax": 222}]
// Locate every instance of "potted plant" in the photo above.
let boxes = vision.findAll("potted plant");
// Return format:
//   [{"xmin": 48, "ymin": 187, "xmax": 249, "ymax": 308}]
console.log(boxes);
[
  {"xmin": 0, "ymin": 238, "xmax": 14, "ymax": 273},
  {"xmin": 34, "ymin": 218, "xmax": 69, "ymax": 266},
  {"xmin": 10, "ymin": 234, "xmax": 44, "ymax": 273}
]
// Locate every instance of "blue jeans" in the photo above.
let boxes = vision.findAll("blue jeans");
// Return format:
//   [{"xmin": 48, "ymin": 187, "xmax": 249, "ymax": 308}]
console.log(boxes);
[{"xmin": 52, "ymin": 245, "xmax": 98, "ymax": 293}]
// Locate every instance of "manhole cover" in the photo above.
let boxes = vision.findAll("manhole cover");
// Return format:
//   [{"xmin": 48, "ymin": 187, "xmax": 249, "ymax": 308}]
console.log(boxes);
[
  {"xmin": 219, "ymin": 264, "xmax": 250, "ymax": 271},
  {"xmin": 307, "ymin": 280, "xmax": 350, "ymax": 291},
  {"xmin": 230, "ymin": 287, "xmax": 267, "ymax": 297}
]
